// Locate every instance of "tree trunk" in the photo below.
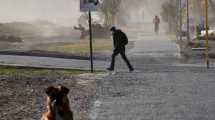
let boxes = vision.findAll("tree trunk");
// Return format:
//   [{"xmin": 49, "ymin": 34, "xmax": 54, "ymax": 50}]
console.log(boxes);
[
  {"xmin": 111, "ymin": 14, "xmax": 116, "ymax": 26},
  {"xmin": 209, "ymin": 0, "xmax": 215, "ymax": 19}
]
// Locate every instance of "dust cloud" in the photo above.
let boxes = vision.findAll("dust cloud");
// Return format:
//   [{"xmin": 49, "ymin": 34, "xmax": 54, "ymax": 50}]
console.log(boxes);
[
  {"xmin": 121, "ymin": 0, "xmax": 166, "ymax": 23},
  {"xmin": 0, "ymin": 0, "xmax": 168, "ymax": 26},
  {"xmin": 0, "ymin": 0, "xmax": 81, "ymax": 26}
]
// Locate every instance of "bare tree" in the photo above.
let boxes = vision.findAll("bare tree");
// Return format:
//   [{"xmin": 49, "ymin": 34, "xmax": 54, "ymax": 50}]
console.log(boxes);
[
  {"xmin": 99, "ymin": 0, "xmax": 122, "ymax": 26},
  {"xmin": 161, "ymin": 0, "xmax": 178, "ymax": 32},
  {"xmin": 190, "ymin": 0, "xmax": 215, "ymax": 24},
  {"xmin": 209, "ymin": 0, "xmax": 215, "ymax": 19}
]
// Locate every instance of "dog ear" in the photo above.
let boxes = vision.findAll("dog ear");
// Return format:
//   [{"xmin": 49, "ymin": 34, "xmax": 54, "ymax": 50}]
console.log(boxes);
[
  {"xmin": 60, "ymin": 86, "xmax": 70, "ymax": 94},
  {"xmin": 45, "ymin": 86, "xmax": 55, "ymax": 96}
]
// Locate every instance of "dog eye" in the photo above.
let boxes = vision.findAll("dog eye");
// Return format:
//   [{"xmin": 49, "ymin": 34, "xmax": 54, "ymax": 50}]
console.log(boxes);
[{"xmin": 50, "ymin": 93, "xmax": 57, "ymax": 97}]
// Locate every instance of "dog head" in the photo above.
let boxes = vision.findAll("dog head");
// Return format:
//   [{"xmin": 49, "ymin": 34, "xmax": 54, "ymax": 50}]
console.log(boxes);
[{"xmin": 45, "ymin": 85, "xmax": 70, "ymax": 112}]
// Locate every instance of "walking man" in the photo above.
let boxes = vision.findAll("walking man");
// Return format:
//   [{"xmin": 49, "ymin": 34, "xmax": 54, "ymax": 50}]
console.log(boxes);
[
  {"xmin": 153, "ymin": 15, "xmax": 160, "ymax": 34},
  {"xmin": 107, "ymin": 26, "xmax": 134, "ymax": 72}
]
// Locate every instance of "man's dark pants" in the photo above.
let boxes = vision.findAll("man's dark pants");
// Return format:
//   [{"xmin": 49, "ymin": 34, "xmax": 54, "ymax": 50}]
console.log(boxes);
[{"xmin": 109, "ymin": 46, "xmax": 133, "ymax": 71}]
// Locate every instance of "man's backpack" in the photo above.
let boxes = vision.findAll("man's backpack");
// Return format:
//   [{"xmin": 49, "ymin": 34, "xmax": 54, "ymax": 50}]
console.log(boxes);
[{"xmin": 118, "ymin": 30, "xmax": 128, "ymax": 45}]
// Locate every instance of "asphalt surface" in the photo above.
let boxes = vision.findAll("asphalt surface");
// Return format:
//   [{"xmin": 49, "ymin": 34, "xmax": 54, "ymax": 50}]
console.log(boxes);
[
  {"xmin": 89, "ymin": 23, "xmax": 215, "ymax": 120},
  {"xmin": 0, "ymin": 22, "xmax": 215, "ymax": 120}
]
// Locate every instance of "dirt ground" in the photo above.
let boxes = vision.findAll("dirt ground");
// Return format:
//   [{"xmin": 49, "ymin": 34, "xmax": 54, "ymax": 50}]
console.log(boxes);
[{"xmin": 0, "ymin": 69, "xmax": 106, "ymax": 120}]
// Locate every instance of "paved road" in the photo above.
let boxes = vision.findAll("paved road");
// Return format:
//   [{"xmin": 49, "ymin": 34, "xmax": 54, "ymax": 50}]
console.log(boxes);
[
  {"xmin": 0, "ymin": 55, "xmax": 108, "ymax": 70},
  {"xmin": 90, "ymin": 23, "xmax": 215, "ymax": 120}
]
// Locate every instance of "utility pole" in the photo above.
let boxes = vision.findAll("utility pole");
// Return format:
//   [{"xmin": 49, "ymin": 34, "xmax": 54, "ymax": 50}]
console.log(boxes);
[
  {"xmin": 187, "ymin": 0, "xmax": 190, "ymax": 41},
  {"xmin": 179, "ymin": 0, "xmax": 182, "ymax": 42},
  {"xmin": 176, "ymin": 0, "xmax": 179, "ymax": 40},
  {"xmin": 205, "ymin": 0, "xmax": 210, "ymax": 68}
]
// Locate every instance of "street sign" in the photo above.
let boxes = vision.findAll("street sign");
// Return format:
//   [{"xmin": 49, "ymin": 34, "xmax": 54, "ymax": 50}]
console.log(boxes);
[
  {"xmin": 80, "ymin": 0, "xmax": 99, "ymax": 72},
  {"xmin": 80, "ymin": 0, "xmax": 98, "ymax": 12}
]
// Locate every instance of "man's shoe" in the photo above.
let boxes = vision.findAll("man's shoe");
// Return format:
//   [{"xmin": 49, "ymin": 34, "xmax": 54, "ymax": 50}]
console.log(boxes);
[
  {"xmin": 106, "ymin": 68, "xmax": 114, "ymax": 71},
  {"xmin": 129, "ymin": 68, "xmax": 134, "ymax": 72}
]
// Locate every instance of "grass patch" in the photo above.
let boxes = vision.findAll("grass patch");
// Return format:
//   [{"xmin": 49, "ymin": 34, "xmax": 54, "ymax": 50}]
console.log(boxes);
[
  {"xmin": 34, "ymin": 39, "xmax": 113, "ymax": 55},
  {"xmin": 167, "ymin": 32, "xmax": 177, "ymax": 41},
  {"xmin": 0, "ymin": 65, "xmax": 102, "ymax": 77}
]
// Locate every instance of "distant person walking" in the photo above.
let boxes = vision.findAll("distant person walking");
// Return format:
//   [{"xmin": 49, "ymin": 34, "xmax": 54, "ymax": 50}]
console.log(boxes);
[
  {"xmin": 107, "ymin": 26, "xmax": 134, "ymax": 72},
  {"xmin": 153, "ymin": 15, "xmax": 160, "ymax": 34}
]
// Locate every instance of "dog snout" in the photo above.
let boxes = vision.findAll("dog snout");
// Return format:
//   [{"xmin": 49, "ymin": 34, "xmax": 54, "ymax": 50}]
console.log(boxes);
[{"xmin": 54, "ymin": 96, "xmax": 64, "ymax": 106}]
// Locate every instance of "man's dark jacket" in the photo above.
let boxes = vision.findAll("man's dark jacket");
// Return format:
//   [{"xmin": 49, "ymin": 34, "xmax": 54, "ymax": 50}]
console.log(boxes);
[{"xmin": 113, "ymin": 30, "xmax": 128, "ymax": 49}]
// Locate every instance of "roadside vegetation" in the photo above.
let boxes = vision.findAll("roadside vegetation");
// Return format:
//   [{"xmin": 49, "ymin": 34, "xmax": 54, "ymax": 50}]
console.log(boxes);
[
  {"xmin": 0, "ymin": 66, "xmax": 93, "ymax": 76},
  {"xmin": 33, "ymin": 38, "xmax": 113, "ymax": 55}
]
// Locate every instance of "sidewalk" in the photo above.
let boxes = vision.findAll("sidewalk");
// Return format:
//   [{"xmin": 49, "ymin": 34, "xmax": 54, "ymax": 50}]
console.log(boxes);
[{"xmin": 0, "ymin": 55, "xmax": 108, "ymax": 70}]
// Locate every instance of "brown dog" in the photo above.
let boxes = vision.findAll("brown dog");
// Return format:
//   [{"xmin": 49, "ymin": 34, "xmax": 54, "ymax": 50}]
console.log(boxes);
[{"xmin": 41, "ymin": 85, "xmax": 73, "ymax": 120}]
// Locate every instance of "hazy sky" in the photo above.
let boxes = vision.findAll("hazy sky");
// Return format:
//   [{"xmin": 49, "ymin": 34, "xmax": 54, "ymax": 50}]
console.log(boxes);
[
  {"xmin": 0, "ymin": 0, "xmax": 166, "ymax": 26},
  {"xmin": 0, "ymin": 0, "xmax": 81, "ymax": 26}
]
